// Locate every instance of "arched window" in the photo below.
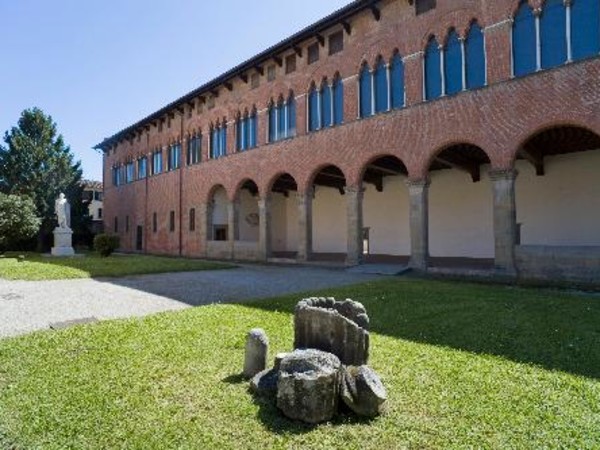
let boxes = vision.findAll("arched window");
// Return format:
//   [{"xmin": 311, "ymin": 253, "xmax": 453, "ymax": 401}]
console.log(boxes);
[
  {"xmin": 572, "ymin": 0, "xmax": 600, "ymax": 60},
  {"xmin": 333, "ymin": 75, "xmax": 344, "ymax": 125},
  {"xmin": 425, "ymin": 36, "xmax": 442, "ymax": 100},
  {"xmin": 321, "ymin": 81, "xmax": 333, "ymax": 128},
  {"xmin": 268, "ymin": 102, "xmax": 277, "ymax": 143},
  {"xmin": 466, "ymin": 21, "xmax": 486, "ymax": 89},
  {"xmin": 210, "ymin": 125, "xmax": 219, "ymax": 159},
  {"xmin": 236, "ymin": 114, "xmax": 245, "ymax": 151},
  {"xmin": 359, "ymin": 63, "xmax": 373, "ymax": 118},
  {"xmin": 308, "ymin": 84, "xmax": 319, "ymax": 131},
  {"xmin": 513, "ymin": 1, "xmax": 537, "ymax": 77},
  {"xmin": 390, "ymin": 52, "xmax": 405, "ymax": 109},
  {"xmin": 219, "ymin": 123, "xmax": 227, "ymax": 158},
  {"xmin": 276, "ymin": 98, "xmax": 286, "ymax": 139},
  {"xmin": 444, "ymin": 29, "xmax": 463, "ymax": 95},
  {"xmin": 248, "ymin": 110, "xmax": 257, "ymax": 148},
  {"xmin": 374, "ymin": 57, "xmax": 389, "ymax": 113},
  {"xmin": 541, "ymin": 0, "xmax": 567, "ymax": 69},
  {"xmin": 287, "ymin": 94, "xmax": 296, "ymax": 137}
]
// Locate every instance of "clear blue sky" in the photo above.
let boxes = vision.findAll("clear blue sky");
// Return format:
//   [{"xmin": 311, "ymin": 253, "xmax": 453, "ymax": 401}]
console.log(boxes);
[{"xmin": 0, "ymin": 0, "xmax": 351, "ymax": 181}]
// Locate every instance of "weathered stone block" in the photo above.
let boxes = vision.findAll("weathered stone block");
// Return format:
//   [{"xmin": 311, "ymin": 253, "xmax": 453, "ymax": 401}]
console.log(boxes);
[
  {"xmin": 341, "ymin": 365, "xmax": 387, "ymax": 417},
  {"xmin": 249, "ymin": 352, "xmax": 288, "ymax": 398},
  {"xmin": 243, "ymin": 328, "xmax": 268, "ymax": 378},
  {"xmin": 276, "ymin": 349, "xmax": 342, "ymax": 424},
  {"xmin": 294, "ymin": 297, "xmax": 369, "ymax": 365}
]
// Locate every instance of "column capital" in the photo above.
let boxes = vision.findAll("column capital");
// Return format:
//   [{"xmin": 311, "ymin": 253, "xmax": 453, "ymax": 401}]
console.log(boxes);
[
  {"xmin": 489, "ymin": 168, "xmax": 518, "ymax": 182},
  {"xmin": 405, "ymin": 178, "xmax": 431, "ymax": 190},
  {"xmin": 344, "ymin": 185, "xmax": 365, "ymax": 196}
]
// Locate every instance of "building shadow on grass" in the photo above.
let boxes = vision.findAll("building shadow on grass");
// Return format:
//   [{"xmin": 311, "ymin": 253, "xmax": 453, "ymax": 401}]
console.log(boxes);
[{"xmin": 231, "ymin": 279, "xmax": 600, "ymax": 380}]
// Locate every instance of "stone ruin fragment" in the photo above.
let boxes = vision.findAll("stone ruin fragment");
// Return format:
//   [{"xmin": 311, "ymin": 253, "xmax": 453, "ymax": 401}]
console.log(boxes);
[{"xmin": 244, "ymin": 297, "xmax": 387, "ymax": 424}]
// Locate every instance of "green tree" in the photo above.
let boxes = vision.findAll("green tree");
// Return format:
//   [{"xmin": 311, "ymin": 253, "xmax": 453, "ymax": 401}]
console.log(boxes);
[
  {"xmin": 0, "ymin": 193, "xmax": 41, "ymax": 251},
  {"xmin": 0, "ymin": 108, "xmax": 84, "ymax": 250}
]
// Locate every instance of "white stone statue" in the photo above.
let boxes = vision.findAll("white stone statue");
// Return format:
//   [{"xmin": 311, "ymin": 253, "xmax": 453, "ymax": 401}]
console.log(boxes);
[{"xmin": 55, "ymin": 193, "xmax": 71, "ymax": 229}]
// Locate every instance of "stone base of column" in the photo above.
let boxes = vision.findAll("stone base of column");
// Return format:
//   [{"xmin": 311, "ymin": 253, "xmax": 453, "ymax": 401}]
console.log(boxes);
[{"xmin": 51, "ymin": 228, "xmax": 75, "ymax": 257}]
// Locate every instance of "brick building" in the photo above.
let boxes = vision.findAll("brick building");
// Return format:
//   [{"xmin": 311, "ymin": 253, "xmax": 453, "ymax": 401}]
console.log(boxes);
[{"xmin": 95, "ymin": 0, "xmax": 600, "ymax": 283}]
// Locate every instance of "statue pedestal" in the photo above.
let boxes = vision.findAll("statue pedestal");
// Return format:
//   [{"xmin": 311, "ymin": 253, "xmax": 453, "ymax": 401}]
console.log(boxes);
[{"xmin": 51, "ymin": 227, "xmax": 75, "ymax": 257}]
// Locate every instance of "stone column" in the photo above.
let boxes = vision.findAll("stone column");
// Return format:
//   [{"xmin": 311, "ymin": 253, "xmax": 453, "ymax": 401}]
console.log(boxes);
[
  {"xmin": 345, "ymin": 186, "xmax": 364, "ymax": 266},
  {"xmin": 200, "ymin": 202, "xmax": 210, "ymax": 258},
  {"xmin": 258, "ymin": 194, "xmax": 271, "ymax": 261},
  {"xmin": 227, "ymin": 199, "xmax": 238, "ymax": 260},
  {"xmin": 406, "ymin": 179, "xmax": 430, "ymax": 271},
  {"xmin": 490, "ymin": 169, "xmax": 518, "ymax": 275},
  {"xmin": 297, "ymin": 191, "xmax": 313, "ymax": 262}
]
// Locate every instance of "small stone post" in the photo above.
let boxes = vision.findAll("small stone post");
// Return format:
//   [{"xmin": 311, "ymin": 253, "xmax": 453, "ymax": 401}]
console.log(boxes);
[
  {"xmin": 490, "ymin": 169, "xmax": 518, "ymax": 276},
  {"xmin": 243, "ymin": 328, "xmax": 268, "ymax": 378},
  {"xmin": 406, "ymin": 179, "xmax": 430, "ymax": 270}
]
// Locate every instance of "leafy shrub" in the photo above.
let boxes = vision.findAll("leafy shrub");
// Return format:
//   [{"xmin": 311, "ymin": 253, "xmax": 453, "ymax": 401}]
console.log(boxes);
[
  {"xmin": 0, "ymin": 193, "xmax": 41, "ymax": 251},
  {"xmin": 93, "ymin": 234, "xmax": 120, "ymax": 257}
]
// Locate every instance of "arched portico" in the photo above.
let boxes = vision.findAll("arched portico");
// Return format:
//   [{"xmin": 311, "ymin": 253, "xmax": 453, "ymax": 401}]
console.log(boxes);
[
  {"xmin": 267, "ymin": 173, "xmax": 300, "ymax": 260},
  {"xmin": 426, "ymin": 143, "xmax": 495, "ymax": 269},
  {"xmin": 359, "ymin": 155, "xmax": 410, "ymax": 263},
  {"xmin": 512, "ymin": 125, "xmax": 600, "ymax": 281},
  {"xmin": 309, "ymin": 165, "xmax": 349, "ymax": 263}
]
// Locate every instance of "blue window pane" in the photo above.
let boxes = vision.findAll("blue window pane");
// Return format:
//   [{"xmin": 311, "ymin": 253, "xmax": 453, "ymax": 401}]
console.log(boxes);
[
  {"xmin": 425, "ymin": 37, "xmax": 442, "ymax": 100},
  {"xmin": 269, "ymin": 108, "xmax": 276, "ymax": 142},
  {"xmin": 541, "ymin": 0, "xmax": 567, "ymax": 69},
  {"xmin": 572, "ymin": 0, "xmax": 600, "ymax": 60},
  {"xmin": 322, "ymin": 85, "xmax": 332, "ymax": 128},
  {"xmin": 277, "ymin": 103, "xmax": 286, "ymax": 138},
  {"xmin": 333, "ymin": 78, "xmax": 344, "ymax": 125},
  {"xmin": 251, "ymin": 115, "xmax": 258, "ymax": 147},
  {"xmin": 309, "ymin": 88, "xmax": 319, "ymax": 131},
  {"xmin": 243, "ymin": 117, "xmax": 251, "ymax": 149},
  {"xmin": 212, "ymin": 129, "xmax": 219, "ymax": 158},
  {"xmin": 374, "ymin": 59, "xmax": 388, "ymax": 113},
  {"xmin": 513, "ymin": 1, "xmax": 537, "ymax": 77},
  {"xmin": 466, "ymin": 22, "xmax": 486, "ymax": 89},
  {"xmin": 391, "ymin": 54, "xmax": 404, "ymax": 109},
  {"xmin": 359, "ymin": 65, "xmax": 372, "ymax": 118},
  {"xmin": 220, "ymin": 128, "xmax": 227, "ymax": 157},
  {"xmin": 236, "ymin": 120, "xmax": 243, "ymax": 151},
  {"xmin": 445, "ymin": 30, "xmax": 463, "ymax": 95},
  {"xmin": 287, "ymin": 98, "xmax": 296, "ymax": 136}
]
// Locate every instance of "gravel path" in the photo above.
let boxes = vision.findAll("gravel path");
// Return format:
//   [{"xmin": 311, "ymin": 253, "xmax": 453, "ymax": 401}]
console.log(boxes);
[{"xmin": 0, "ymin": 265, "xmax": 380, "ymax": 338}]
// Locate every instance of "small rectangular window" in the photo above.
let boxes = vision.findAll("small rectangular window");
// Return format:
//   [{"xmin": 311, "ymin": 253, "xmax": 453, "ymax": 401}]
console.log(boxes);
[
  {"xmin": 98, "ymin": 208, "xmax": 103, "ymax": 219},
  {"xmin": 207, "ymin": 96, "xmax": 215, "ymax": 109},
  {"xmin": 250, "ymin": 73, "xmax": 260, "ymax": 89},
  {"xmin": 152, "ymin": 212, "xmax": 157, "ymax": 233},
  {"xmin": 285, "ymin": 54, "xmax": 296, "ymax": 74},
  {"xmin": 189, "ymin": 208, "xmax": 196, "ymax": 232},
  {"xmin": 329, "ymin": 31, "xmax": 344, "ymax": 56},
  {"xmin": 169, "ymin": 211, "xmax": 175, "ymax": 232},
  {"xmin": 213, "ymin": 225, "xmax": 228, "ymax": 241},
  {"xmin": 267, "ymin": 65, "xmax": 276, "ymax": 82},
  {"xmin": 416, "ymin": 0, "xmax": 436, "ymax": 15},
  {"xmin": 114, "ymin": 217, "xmax": 119, "ymax": 233},
  {"xmin": 308, "ymin": 43, "xmax": 320, "ymax": 65}
]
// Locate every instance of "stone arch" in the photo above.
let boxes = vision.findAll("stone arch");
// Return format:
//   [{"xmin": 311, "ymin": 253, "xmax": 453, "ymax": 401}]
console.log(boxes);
[
  {"xmin": 359, "ymin": 154, "xmax": 410, "ymax": 262},
  {"xmin": 510, "ymin": 120, "xmax": 600, "ymax": 166},
  {"xmin": 234, "ymin": 179, "xmax": 260, "ymax": 243},
  {"xmin": 268, "ymin": 173, "xmax": 300, "ymax": 258},
  {"xmin": 513, "ymin": 123, "xmax": 600, "ymax": 247},
  {"xmin": 207, "ymin": 184, "xmax": 229, "ymax": 242},
  {"xmin": 308, "ymin": 164, "xmax": 348, "ymax": 262},
  {"xmin": 425, "ymin": 142, "xmax": 495, "ymax": 266}
]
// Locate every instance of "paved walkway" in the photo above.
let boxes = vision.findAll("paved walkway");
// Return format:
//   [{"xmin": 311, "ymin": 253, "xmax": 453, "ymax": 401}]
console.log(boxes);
[{"xmin": 0, "ymin": 265, "xmax": 380, "ymax": 338}]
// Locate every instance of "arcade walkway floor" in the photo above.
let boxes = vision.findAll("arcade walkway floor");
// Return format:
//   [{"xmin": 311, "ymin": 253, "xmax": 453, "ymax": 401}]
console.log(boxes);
[{"xmin": 0, "ymin": 264, "xmax": 381, "ymax": 338}]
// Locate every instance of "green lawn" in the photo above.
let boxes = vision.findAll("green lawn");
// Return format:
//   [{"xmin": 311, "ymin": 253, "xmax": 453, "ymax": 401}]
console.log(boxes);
[
  {"xmin": 0, "ymin": 253, "xmax": 234, "ymax": 280},
  {"xmin": 0, "ymin": 279, "xmax": 599, "ymax": 449}
]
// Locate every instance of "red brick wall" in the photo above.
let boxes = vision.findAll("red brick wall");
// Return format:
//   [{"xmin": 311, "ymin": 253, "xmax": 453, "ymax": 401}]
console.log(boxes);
[{"xmin": 103, "ymin": 0, "xmax": 600, "ymax": 255}]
